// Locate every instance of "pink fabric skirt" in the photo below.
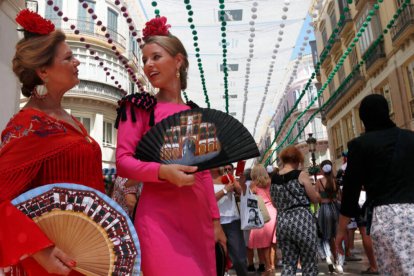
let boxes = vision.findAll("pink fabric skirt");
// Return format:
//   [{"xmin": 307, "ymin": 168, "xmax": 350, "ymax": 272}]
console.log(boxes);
[{"xmin": 248, "ymin": 201, "xmax": 277, "ymax": 248}]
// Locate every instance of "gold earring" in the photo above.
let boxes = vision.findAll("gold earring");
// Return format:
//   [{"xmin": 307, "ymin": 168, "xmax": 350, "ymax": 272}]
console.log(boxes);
[{"xmin": 176, "ymin": 70, "xmax": 180, "ymax": 79}]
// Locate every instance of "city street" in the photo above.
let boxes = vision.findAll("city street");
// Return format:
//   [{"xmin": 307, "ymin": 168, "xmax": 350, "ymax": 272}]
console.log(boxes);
[{"xmin": 229, "ymin": 231, "xmax": 370, "ymax": 275}]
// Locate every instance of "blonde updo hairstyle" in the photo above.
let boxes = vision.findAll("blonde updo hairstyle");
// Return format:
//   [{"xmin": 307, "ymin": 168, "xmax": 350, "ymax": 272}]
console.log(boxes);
[
  {"xmin": 12, "ymin": 30, "xmax": 66, "ymax": 97},
  {"xmin": 143, "ymin": 35, "xmax": 189, "ymax": 90},
  {"xmin": 251, "ymin": 164, "xmax": 270, "ymax": 188}
]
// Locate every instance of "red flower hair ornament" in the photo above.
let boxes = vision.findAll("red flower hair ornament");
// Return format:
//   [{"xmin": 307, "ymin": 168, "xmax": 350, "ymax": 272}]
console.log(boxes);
[
  {"xmin": 16, "ymin": 9, "xmax": 55, "ymax": 36},
  {"xmin": 142, "ymin": 16, "xmax": 171, "ymax": 40}
]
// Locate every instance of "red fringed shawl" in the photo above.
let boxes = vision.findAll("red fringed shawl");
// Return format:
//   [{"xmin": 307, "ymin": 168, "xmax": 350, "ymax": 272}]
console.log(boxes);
[{"xmin": 0, "ymin": 108, "xmax": 104, "ymax": 274}]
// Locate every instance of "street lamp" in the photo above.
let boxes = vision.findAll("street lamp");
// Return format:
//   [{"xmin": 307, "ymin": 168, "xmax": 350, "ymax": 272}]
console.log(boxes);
[{"xmin": 306, "ymin": 133, "xmax": 318, "ymax": 182}]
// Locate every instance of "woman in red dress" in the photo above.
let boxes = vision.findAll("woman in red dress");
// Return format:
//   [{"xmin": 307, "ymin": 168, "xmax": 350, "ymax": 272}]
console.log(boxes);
[{"xmin": 0, "ymin": 10, "xmax": 104, "ymax": 275}]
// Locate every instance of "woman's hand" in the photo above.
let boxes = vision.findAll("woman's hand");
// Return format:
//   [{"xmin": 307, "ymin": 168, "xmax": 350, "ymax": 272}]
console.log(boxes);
[
  {"xmin": 233, "ymin": 179, "xmax": 242, "ymax": 195},
  {"xmin": 159, "ymin": 164, "xmax": 198, "ymax": 187},
  {"xmin": 213, "ymin": 219, "xmax": 227, "ymax": 256},
  {"xmin": 125, "ymin": 193, "xmax": 137, "ymax": 215},
  {"xmin": 32, "ymin": 246, "xmax": 76, "ymax": 275}
]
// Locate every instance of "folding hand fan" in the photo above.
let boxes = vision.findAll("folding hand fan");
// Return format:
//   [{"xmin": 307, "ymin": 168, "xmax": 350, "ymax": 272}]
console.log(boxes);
[
  {"xmin": 12, "ymin": 183, "xmax": 140, "ymax": 276},
  {"xmin": 135, "ymin": 108, "xmax": 259, "ymax": 171}
]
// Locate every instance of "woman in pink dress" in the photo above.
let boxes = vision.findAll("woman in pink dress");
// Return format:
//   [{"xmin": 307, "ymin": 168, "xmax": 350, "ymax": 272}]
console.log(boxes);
[
  {"xmin": 115, "ymin": 17, "xmax": 226, "ymax": 276},
  {"xmin": 248, "ymin": 164, "xmax": 277, "ymax": 275}
]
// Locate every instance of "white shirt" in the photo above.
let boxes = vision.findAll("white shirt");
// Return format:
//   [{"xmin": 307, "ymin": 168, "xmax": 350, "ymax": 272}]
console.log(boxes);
[{"xmin": 213, "ymin": 184, "xmax": 240, "ymax": 224}]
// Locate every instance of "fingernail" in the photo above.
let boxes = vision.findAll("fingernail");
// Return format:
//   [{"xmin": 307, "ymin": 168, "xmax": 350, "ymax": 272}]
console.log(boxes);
[{"xmin": 70, "ymin": 261, "xmax": 77, "ymax": 267}]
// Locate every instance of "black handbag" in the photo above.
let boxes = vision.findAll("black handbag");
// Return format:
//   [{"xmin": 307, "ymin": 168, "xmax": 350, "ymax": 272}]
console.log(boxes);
[{"xmin": 215, "ymin": 242, "xmax": 226, "ymax": 276}]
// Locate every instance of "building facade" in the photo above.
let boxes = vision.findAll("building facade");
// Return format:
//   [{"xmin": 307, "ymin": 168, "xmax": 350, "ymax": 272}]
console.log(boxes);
[
  {"xmin": 30, "ymin": 0, "xmax": 147, "ymax": 181},
  {"xmin": 312, "ymin": 0, "xmax": 414, "ymax": 168},
  {"xmin": 0, "ymin": 0, "xmax": 25, "ymax": 130},
  {"xmin": 267, "ymin": 54, "xmax": 330, "ymax": 170}
]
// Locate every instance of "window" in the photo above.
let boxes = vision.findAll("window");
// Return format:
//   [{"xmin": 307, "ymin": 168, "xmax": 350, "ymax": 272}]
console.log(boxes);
[
  {"xmin": 74, "ymin": 116, "xmax": 91, "ymax": 134},
  {"xmin": 45, "ymin": 0, "xmax": 62, "ymax": 28},
  {"xmin": 312, "ymin": 117, "xmax": 323, "ymax": 139},
  {"xmin": 321, "ymin": 27, "xmax": 328, "ymax": 47},
  {"xmin": 308, "ymin": 84, "xmax": 317, "ymax": 103},
  {"xmin": 328, "ymin": 4, "xmax": 337, "ymax": 34},
  {"xmin": 78, "ymin": 0, "xmax": 95, "ymax": 34},
  {"xmin": 356, "ymin": 4, "xmax": 382, "ymax": 54},
  {"xmin": 406, "ymin": 60, "xmax": 414, "ymax": 98},
  {"xmin": 103, "ymin": 121, "xmax": 115, "ymax": 145},
  {"xmin": 107, "ymin": 8, "xmax": 118, "ymax": 42},
  {"xmin": 332, "ymin": 124, "xmax": 343, "ymax": 159},
  {"xmin": 378, "ymin": 84, "xmax": 394, "ymax": 115},
  {"xmin": 349, "ymin": 48, "xmax": 359, "ymax": 69},
  {"xmin": 297, "ymin": 120, "xmax": 304, "ymax": 141},
  {"xmin": 328, "ymin": 78, "xmax": 336, "ymax": 95},
  {"xmin": 338, "ymin": 65, "xmax": 346, "ymax": 83},
  {"xmin": 343, "ymin": 115, "xmax": 355, "ymax": 143},
  {"xmin": 406, "ymin": 60, "xmax": 414, "ymax": 118}
]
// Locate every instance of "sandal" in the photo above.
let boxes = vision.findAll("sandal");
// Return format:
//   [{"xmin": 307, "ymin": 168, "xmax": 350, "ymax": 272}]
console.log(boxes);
[{"xmin": 361, "ymin": 268, "xmax": 379, "ymax": 275}]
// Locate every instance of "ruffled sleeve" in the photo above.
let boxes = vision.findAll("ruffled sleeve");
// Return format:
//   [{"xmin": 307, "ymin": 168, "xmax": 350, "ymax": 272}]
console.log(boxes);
[
  {"xmin": 0, "ymin": 201, "xmax": 52, "ymax": 267},
  {"xmin": 116, "ymin": 102, "xmax": 165, "ymax": 183}
]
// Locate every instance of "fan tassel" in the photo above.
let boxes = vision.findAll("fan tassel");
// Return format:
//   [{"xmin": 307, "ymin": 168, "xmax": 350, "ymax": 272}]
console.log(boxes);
[
  {"xmin": 149, "ymin": 109, "xmax": 155, "ymax": 126},
  {"xmin": 130, "ymin": 104, "xmax": 136, "ymax": 123}
]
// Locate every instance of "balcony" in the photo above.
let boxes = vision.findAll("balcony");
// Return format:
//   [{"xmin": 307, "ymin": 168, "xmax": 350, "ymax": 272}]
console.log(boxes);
[
  {"xmin": 67, "ymin": 80, "xmax": 124, "ymax": 104},
  {"xmin": 355, "ymin": 0, "xmax": 366, "ymax": 12},
  {"xmin": 337, "ymin": 9, "xmax": 353, "ymax": 35},
  {"xmin": 391, "ymin": 4, "xmax": 414, "ymax": 48},
  {"xmin": 364, "ymin": 40, "xmax": 386, "ymax": 75},
  {"xmin": 54, "ymin": 18, "xmax": 126, "ymax": 51},
  {"xmin": 323, "ymin": 67, "xmax": 365, "ymax": 115}
]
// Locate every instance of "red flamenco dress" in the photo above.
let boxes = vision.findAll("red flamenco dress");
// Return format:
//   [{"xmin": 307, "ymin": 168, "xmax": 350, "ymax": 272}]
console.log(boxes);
[{"xmin": 0, "ymin": 108, "xmax": 104, "ymax": 275}]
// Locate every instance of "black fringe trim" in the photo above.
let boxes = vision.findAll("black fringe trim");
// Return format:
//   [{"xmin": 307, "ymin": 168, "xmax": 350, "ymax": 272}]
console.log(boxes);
[{"xmin": 115, "ymin": 93, "xmax": 199, "ymax": 129}]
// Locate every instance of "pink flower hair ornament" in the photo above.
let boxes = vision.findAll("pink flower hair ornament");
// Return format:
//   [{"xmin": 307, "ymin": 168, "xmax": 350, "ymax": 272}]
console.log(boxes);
[
  {"xmin": 16, "ymin": 9, "xmax": 55, "ymax": 36},
  {"xmin": 142, "ymin": 16, "xmax": 171, "ymax": 40}
]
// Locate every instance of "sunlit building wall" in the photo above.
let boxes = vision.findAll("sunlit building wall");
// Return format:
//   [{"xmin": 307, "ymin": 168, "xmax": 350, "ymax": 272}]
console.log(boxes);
[
  {"xmin": 312, "ymin": 0, "xmax": 414, "ymax": 169},
  {"xmin": 0, "ymin": 0, "xmax": 25, "ymax": 130},
  {"xmin": 271, "ymin": 55, "xmax": 330, "ymax": 169}
]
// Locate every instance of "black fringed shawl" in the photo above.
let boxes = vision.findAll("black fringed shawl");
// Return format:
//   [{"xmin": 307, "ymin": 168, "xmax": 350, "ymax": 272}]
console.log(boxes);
[{"xmin": 115, "ymin": 92, "xmax": 199, "ymax": 129}]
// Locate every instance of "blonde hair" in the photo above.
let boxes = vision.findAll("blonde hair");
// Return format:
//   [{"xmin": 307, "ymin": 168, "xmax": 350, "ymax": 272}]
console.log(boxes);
[
  {"xmin": 143, "ymin": 35, "xmax": 189, "ymax": 90},
  {"xmin": 251, "ymin": 164, "xmax": 270, "ymax": 188},
  {"xmin": 12, "ymin": 30, "xmax": 66, "ymax": 97}
]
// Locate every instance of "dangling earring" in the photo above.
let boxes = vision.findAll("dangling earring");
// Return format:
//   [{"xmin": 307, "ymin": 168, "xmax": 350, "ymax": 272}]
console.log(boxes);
[
  {"xmin": 176, "ymin": 70, "xmax": 180, "ymax": 79},
  {"xmin": 33, "ymin": 78, "xmax": 48, "ymax": 99}
]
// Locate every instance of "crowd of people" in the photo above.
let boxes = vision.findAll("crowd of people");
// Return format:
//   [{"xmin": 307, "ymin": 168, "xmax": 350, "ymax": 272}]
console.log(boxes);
[{"xmin": 1, "ymin": 9, "xmax": 414, "ymax": 276}]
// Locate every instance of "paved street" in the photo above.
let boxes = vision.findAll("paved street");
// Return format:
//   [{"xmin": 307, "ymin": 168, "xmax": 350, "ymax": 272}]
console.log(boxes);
[{"xmin": 229, "ymin": 231, "xmax": 370, "ymax": 275}]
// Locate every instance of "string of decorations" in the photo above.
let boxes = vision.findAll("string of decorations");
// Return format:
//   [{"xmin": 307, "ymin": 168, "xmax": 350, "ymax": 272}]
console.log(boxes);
[
  {"xmin": 241, "ymin": 2, "xmax": 258, "ymax": 124},
  {"xmin": 78, "ymin": 0, "xmax": 145, "ymax": 92},
  {"xmin": 259, "ymin": 0, "xmax": 386, "ymax": 162},
  {"xmin": 263, "ymin": 0, "xmax": 409, "ymax": 165},
  {"xmin": 182, "ymin": 0, "xmax": 210, "ymax": 107},
  {"xmin": 218, "ymin": 0, "xmax": 230, "ymax": 114},
  {"xmin": 251, "ymin": 1, "xmax": 291, "ymax": 137},
  {"xmin": 267, "ymin": 24, "xmax": 313, "ymax": 147},
  {"xmin": 47, "ymin": 0, "xmax": 149, "ymax": 95}
]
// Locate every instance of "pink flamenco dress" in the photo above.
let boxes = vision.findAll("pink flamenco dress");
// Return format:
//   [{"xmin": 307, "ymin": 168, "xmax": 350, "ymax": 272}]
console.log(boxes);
[
  {"xmin": 115, "ymin": 94, "xmax": 219, "ymax": 276},
  {"xmin": 248, "ymin": 186, "xmax": 277, "ymax": 249}
]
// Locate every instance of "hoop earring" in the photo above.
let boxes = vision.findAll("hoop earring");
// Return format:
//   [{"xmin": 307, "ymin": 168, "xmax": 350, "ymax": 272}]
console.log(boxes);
[
  {"xmin": 176, "ymin": 70, "xmax": 180, "ymax": 79},
  {"xmin": 33, "ymin": 79, "xmax": 48, "ymax": 99}
]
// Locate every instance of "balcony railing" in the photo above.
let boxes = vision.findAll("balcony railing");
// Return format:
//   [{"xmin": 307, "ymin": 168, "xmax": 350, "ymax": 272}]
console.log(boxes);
[
  {"xmin": 67, "ymin": 80, "xmax": 124, "ymax": 103},
  {"xmin": 337, "ymin": 9, "xmax": 352, "ymax": 35},
  {"xmin": 50, "ymin": 18, "xmax": 126, "ymax": 50},
  {"xmin": 323, "ymin": 67, "xmax": 364, "ymax": 114},
  {"xmin": 391, "ymin": 4, "xmax": 414, "ymax": 44},
  {"xmin": 364, "ymin": 40, "xmax": 386, "ymax": 71}
]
